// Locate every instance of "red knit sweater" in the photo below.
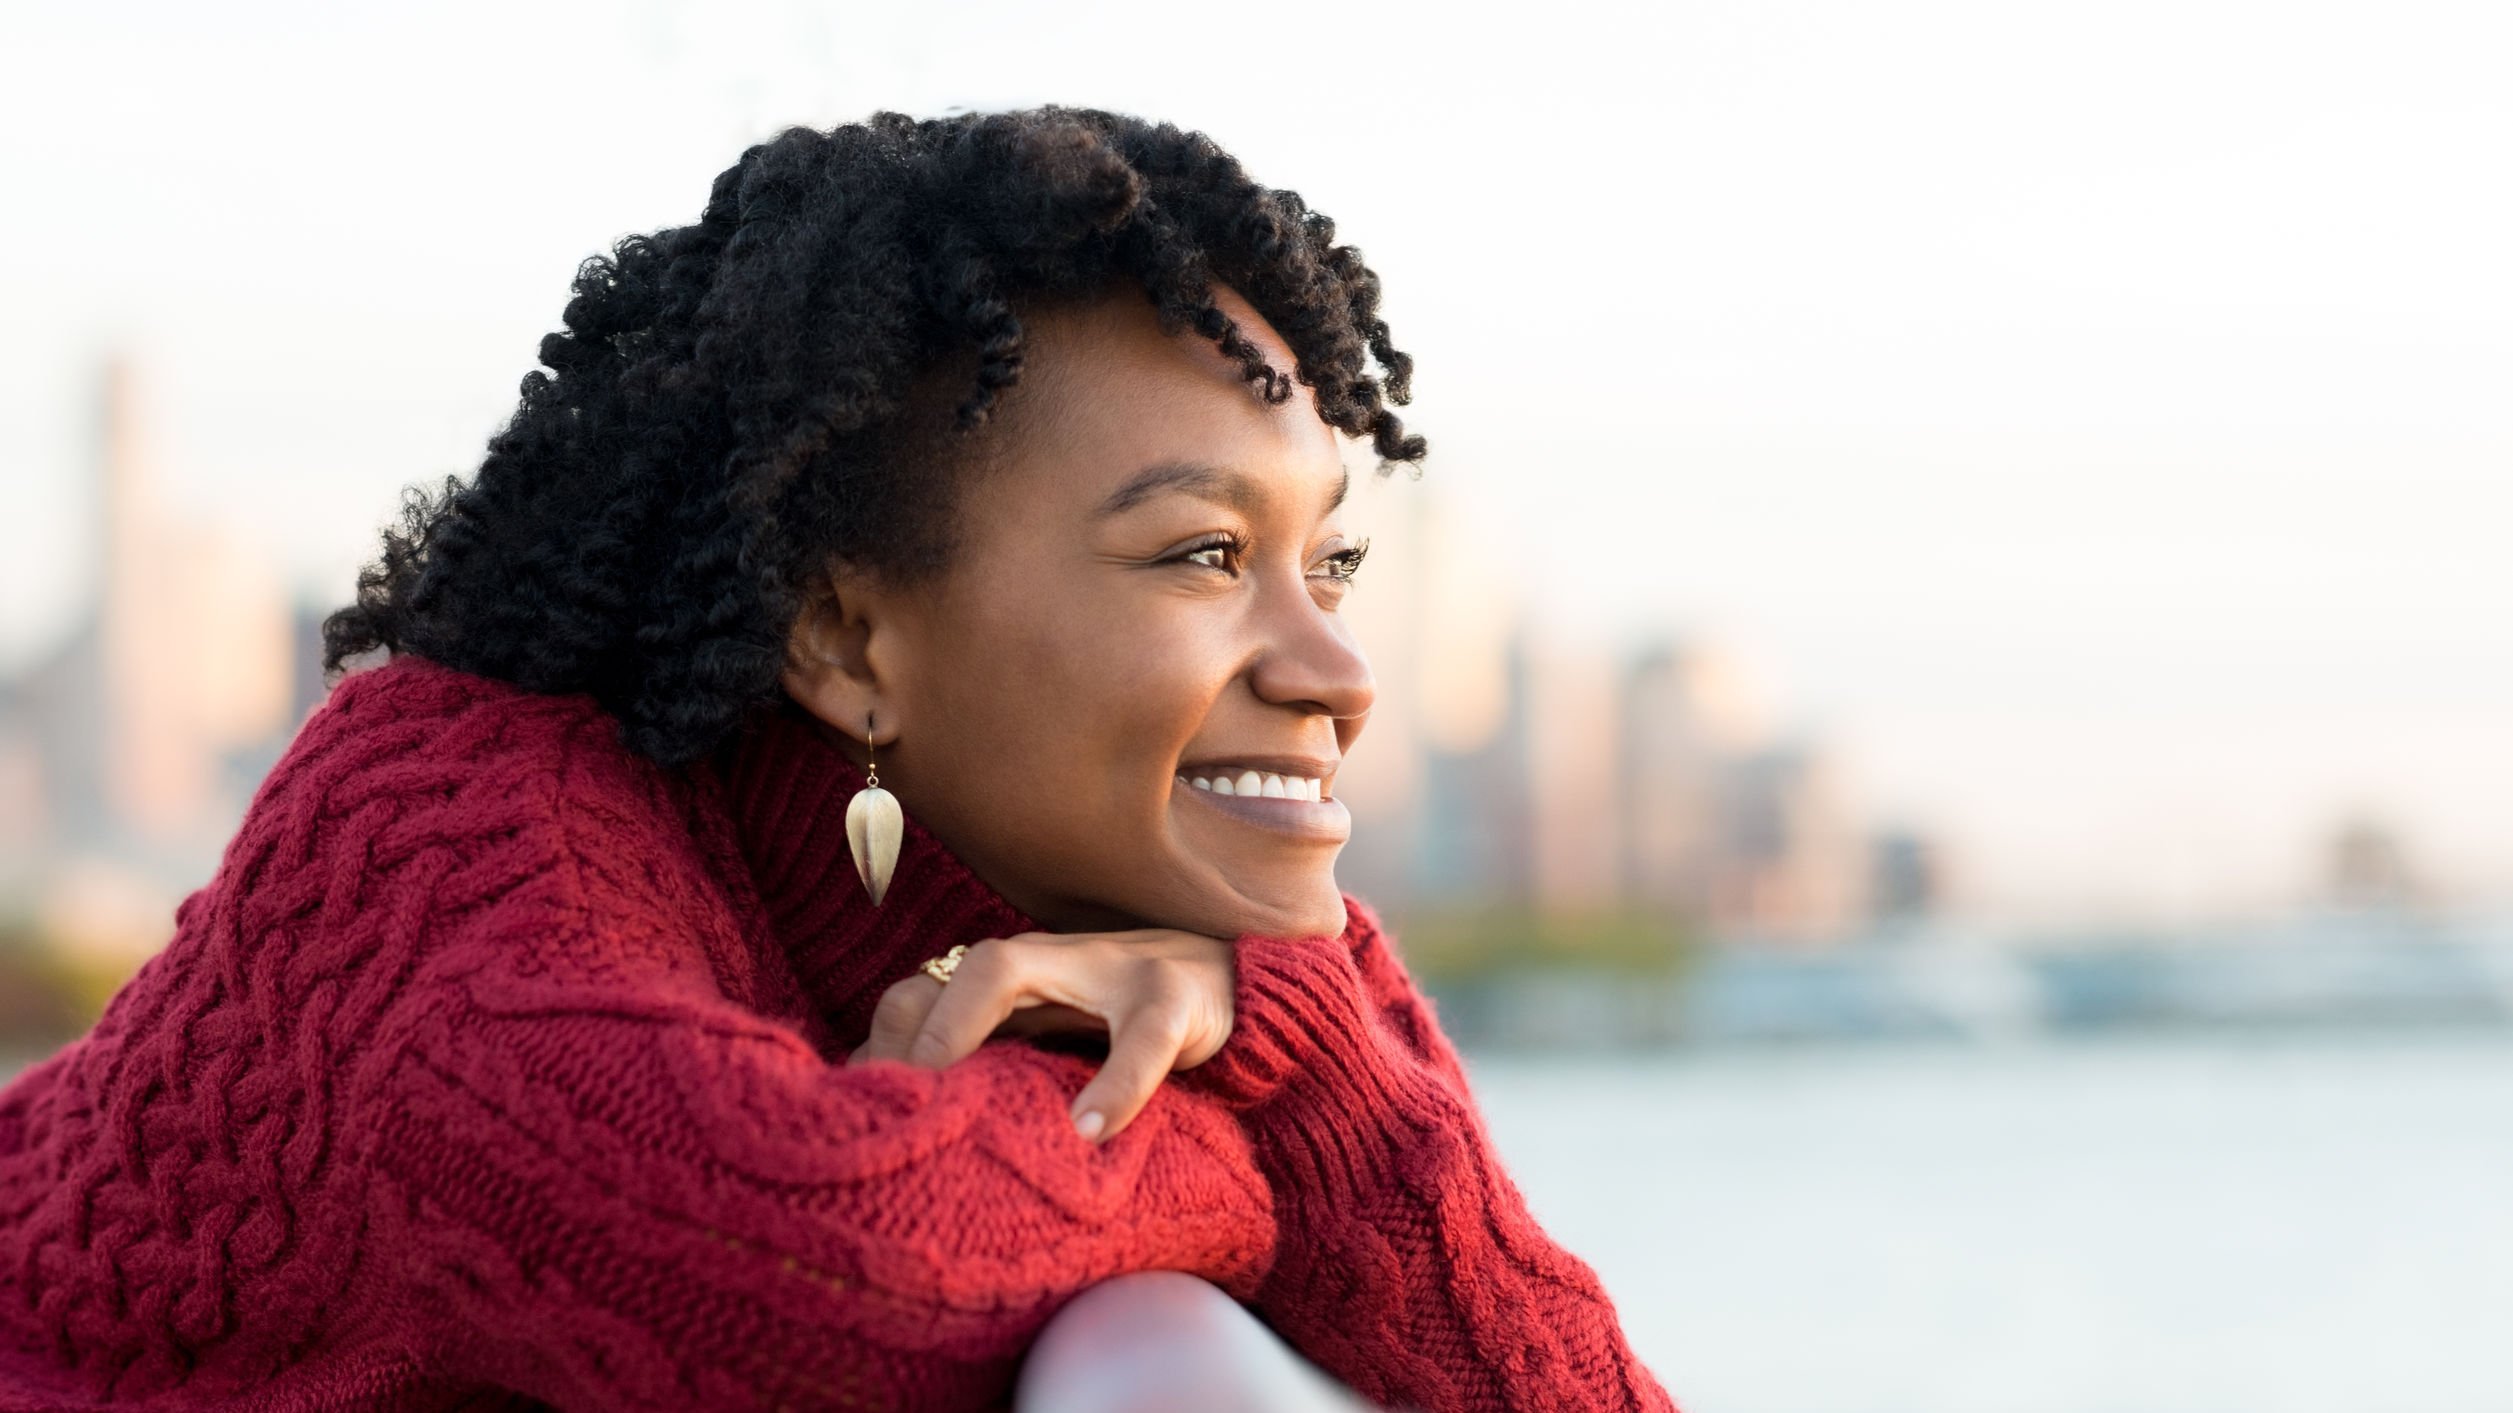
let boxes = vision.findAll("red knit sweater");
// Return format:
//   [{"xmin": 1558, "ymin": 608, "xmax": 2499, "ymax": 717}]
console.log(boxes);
[{"xmin": 0, "ymin": 654, "xmax": 1678, "ymax": 1412}]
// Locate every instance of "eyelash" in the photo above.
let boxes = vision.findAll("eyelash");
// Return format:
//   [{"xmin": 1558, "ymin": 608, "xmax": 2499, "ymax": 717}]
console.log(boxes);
[{"xmin": 1174, "ymin": 533, "xmax": 1372, "ymax": 584}]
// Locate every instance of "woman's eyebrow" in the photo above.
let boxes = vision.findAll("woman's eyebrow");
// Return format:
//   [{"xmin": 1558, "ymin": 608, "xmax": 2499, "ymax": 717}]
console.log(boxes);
[{"xmin": 1095, "ymin": 460, "xmax": 1351, "ymax": 520}]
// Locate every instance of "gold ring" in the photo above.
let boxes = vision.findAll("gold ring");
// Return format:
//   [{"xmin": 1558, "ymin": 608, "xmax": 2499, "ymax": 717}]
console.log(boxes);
[{"xmin": 920, "ymin": 944, "xmax": 969, "ymax": 985}]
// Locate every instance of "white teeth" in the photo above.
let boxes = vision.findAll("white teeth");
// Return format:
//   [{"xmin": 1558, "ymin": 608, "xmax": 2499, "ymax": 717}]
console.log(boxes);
[{"xmin": 1180, "ymin": 769, "xmax": 1328, "ymax": 799}]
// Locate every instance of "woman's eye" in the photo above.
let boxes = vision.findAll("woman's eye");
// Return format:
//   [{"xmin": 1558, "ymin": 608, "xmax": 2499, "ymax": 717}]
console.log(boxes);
[
  {"xmin": 1175, "ymin": 536, "xmax": 1241, "ymax": 572},
  {"xmin": 1312, "ymin": 538, "xmax": 1372, "ymax": 584}
]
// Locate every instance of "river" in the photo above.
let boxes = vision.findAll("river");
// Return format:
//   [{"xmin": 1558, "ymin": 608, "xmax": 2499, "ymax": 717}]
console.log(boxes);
[{"xmin": 1468, "ymin": 1029, "xmax": 2513, "ymax": 1413}]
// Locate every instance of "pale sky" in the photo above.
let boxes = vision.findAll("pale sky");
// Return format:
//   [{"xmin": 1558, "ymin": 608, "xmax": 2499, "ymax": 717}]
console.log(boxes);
[{"xmin": 4, "ymin": 0, "xmax": 2508, "ymax": 924}]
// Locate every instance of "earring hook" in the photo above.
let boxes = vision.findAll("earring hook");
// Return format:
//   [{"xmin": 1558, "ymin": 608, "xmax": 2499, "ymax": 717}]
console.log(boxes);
[{"xmin": 846, "ymin": 707, "xmax": 902, "ymax": 906}]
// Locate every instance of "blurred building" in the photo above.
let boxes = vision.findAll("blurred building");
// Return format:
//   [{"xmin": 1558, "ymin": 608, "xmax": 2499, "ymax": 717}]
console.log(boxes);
[
  {"xmin": 1614, "ymin": 641, "xmax": 1881, "ymax": 943},
  {"xmin": 1520, "ymin": 630, "xmax": 1624, "ymax": 912},
  {"xmin": 0, "ymin": 352, "xmax": 307, "ymax": 960},
  {"xmin": 1714, "ymin": 741, "xmax": 1869, "ymax": 942},
  {"xmin": 1412, "ymin": 630, "xmax": 1536, "ymax": 907},
  {"xmin": 1331, "ymin": 470, "xmax": 1902, "ymax": 945},
  {"xmin": 1870, "ymin": 824, "xmax": 1948, "ymax": 925},
  {"xmin": 1616, "ymin": 640, "xmax": 1765, "ymax": 920},
  {"xmin": 2323, "ymin": 813, "xmax": 2422, "ymax": 912}
]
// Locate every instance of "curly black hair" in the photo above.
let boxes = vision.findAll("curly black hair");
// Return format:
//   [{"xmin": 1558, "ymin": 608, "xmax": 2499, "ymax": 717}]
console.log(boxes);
[{"xmin": 322, "ymin": 105, "xmax": 1428, "ymax": 768}]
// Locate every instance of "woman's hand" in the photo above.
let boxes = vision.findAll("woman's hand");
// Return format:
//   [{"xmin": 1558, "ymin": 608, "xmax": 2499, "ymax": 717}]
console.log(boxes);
[{"xmin": 848, "ymin": 929, "xmax": 1235, "ymax": 1144}]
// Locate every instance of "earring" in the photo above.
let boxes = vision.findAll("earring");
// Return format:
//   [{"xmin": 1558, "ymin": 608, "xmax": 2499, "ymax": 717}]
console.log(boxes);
[{"xmin": 844, "ymin": 710, "xmax": 903, "ymax": 906}]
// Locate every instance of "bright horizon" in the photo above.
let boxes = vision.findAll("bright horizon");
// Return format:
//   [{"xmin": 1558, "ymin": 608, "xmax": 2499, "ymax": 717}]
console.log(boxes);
[{"xmin": 5, "ymin": 0, "xmax": 2508, "ymax": 924}]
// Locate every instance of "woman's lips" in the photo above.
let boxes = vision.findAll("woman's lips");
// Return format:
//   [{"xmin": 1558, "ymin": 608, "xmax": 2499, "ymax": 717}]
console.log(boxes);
[{"xmin": 1172, "ymin": 774, "xmax": 1351, "ymax": 843}]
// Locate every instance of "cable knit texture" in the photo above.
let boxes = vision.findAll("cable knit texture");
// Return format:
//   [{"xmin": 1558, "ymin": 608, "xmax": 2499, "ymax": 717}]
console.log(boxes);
[{"xmin": 0, "ymin": 654, "xmax": 1677, "ymax": 1412}]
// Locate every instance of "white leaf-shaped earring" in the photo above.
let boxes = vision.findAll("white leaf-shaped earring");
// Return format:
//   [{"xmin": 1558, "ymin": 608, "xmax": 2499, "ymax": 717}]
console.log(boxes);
[{"xmin": 844, "ymin": 711, "xmax": 903, "ymax": 906}]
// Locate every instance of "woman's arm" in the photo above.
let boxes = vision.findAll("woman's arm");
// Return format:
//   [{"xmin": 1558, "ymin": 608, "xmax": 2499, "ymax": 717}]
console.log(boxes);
[
  {"xmin": 1179, "ymin": 896, "xmax": 1682, "ymax": 1413},
  {"xmin": 360, "ymin": 927, "xmax": 1281, "ymax": 1413}
]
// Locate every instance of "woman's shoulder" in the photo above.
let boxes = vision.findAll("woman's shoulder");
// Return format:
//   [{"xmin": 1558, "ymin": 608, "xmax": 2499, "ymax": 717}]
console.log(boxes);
[
  {"xmin": 300, "ymin": 649, "xmax": 622, "ymax": 772},
  {"xmin": 234, "ymin": 652, "xmax": 700, "ymax": 913},
  {"xmin": 278, "ymin": 652, "xmax": 662, "ymax": 811},
  {"xmin": 160, "ymin": 649, "xmax": 763, "ymax": 1022}
]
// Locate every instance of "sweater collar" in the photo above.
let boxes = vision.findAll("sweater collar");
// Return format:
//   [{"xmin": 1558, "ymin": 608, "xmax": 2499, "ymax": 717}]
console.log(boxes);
[{"xmin": 710, "ymin": 692, "xmax": 1042, "ymax": 1044}]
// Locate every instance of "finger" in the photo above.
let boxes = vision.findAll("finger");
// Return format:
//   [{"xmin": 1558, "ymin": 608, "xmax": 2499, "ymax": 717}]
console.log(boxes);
[
  {"xmin": 1069, "ymin": 1003, "xmax": 1190, "ymax": 1144},
  {"xmin": 990, "ymin": 1001, "xmax": 1104, "ymax": 1040},
  {"xmin": 856, "ymin": 975, "xmax": 943, "ymax": 1065},
  {"xmin": 903, "ymin": 939, "xmax": 1040, "ymax": 1070}
]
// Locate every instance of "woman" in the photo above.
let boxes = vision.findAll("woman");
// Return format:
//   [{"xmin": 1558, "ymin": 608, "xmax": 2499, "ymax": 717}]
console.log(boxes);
[{"xmin": 0, "ymin": 107, "xmax": 1678, "ymax": 1412}]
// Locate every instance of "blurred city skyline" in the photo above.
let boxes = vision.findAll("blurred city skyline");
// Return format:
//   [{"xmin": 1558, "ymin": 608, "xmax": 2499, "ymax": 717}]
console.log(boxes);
[{"xmin": 5, "ymin": 0, "xmax": 2508, "ymax": 924}]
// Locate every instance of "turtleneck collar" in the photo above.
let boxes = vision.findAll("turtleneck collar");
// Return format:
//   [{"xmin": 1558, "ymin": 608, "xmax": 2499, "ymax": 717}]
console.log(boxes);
[{"xmin": 703, "ymin": 692, "xmax": 1042, "ymax": 1047}]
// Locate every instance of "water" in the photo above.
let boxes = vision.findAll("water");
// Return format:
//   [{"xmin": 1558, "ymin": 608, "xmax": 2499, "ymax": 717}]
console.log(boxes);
[{"xmin": 1467, "ymin": 1030, "xmax": 2513, "ymax": 1413}]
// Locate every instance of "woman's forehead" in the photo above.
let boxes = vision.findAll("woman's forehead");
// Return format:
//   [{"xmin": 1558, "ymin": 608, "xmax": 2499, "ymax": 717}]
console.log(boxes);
[{"xmin": 974, "ymin": 287, "xmax": 1341, "ymax": 512}]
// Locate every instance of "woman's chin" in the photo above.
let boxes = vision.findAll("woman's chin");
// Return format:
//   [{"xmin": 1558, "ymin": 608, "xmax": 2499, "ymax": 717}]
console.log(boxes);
[
  {"xmin": 1186, "ymin": 881, "xmax": 1346, "ymax": 944},
  {"xmin": 1082, "ymin": 852, "xmax": 1347, "ymax": 942}
]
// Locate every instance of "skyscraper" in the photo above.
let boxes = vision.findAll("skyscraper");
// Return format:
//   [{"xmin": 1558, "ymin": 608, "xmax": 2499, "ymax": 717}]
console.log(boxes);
[{"xmin": 0, "ymin": 351, "xmax": 293, "ymax": 958}]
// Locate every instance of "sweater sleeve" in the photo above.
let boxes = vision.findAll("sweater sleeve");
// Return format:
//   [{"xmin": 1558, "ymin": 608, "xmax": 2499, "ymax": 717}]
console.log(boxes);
[
  {"xmin": 1345, "ymin": 901, "xmax": 1481, "ymax": 1103},
  {"xmin": 362, "ymin": 941, "xmax": 1279, "ymax": 1413},
  {"xmin": 1183, "ymin": 898, "xmax": 1681, "ymax": 1413}
]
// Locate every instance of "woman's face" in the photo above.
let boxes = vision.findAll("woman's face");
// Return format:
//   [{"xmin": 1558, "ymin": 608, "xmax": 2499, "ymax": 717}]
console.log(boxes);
[{"xmin": 782, "ymin": 282, "xmax": 1374, "ymax": 942}]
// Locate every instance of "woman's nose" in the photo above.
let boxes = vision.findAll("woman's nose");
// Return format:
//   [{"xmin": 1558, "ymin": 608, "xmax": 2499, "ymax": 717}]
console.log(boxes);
[{"xmin": 1245, "ymin": 580, "xmax": 1375, "ymax": 722}]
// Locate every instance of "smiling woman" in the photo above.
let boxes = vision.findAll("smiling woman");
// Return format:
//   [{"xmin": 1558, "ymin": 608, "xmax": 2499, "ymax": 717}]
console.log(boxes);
[{"xmin": 0, "ymin": 107, "xmax": 1678, "ymax": 1413}]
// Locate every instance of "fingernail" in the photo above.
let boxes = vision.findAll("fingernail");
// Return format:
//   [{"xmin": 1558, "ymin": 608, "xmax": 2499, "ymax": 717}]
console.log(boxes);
[{"xmin": 1073, "ymin": 1109, "xmax": 1105, "ymax": 1141}]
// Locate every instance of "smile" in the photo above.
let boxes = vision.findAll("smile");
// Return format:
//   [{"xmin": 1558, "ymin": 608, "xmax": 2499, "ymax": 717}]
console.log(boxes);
[
  {"xmin": 1180, "ymin": 768, "xmax": 1324, "ymax": 801},
  {"xmin": 1172, "ymin": 771, "xmax": 1349, "ymax": 843}
]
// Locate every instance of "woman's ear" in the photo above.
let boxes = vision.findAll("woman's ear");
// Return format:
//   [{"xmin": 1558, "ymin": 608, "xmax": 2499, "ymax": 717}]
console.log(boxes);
[{"xmin": 780, "ymin": 572, "xmax": 900, "ymax": 747}]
